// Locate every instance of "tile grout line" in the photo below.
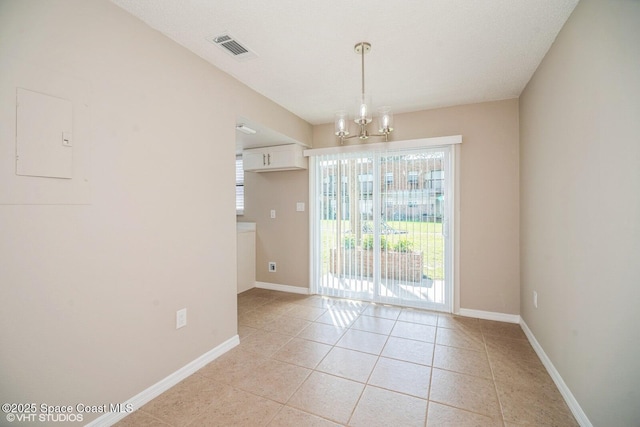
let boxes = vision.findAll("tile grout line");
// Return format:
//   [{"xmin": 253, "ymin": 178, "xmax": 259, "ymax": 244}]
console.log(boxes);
[
  {"xmin": 342, "ymin": 309, "xmax": 371, "ymax": 426},
  {"xmin": 344, "ymin": 305, "xmax": 395, "ymax": 426},
  {"xmin": 482, "ymin": 327, "xmax": 508, "ymax": 427},
  {"xmin": 423, "ymin": 315, "xmax": 441, "ymax": 427}
]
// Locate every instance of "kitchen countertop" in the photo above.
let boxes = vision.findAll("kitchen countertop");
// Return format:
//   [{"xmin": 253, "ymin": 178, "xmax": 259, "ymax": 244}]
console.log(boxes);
[{"xmin": 236, "ymin": 222, "xmax": 256, "ymax": 233}]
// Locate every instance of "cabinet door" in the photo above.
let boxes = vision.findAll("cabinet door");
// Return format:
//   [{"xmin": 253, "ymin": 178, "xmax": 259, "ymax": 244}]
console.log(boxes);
[
  {"xmin": 265, "ymin": 149, "xmax": 290, "ymax": 170},
  {"xmin": 243, "ymin": 145, "xmax": 307, "ymax": 172},
  {"xmin": 265, "ymin": 145, "xmax": 306, "ymax": 170},
  {"xmin": 242, "ymin": 150, "xmax": 268, "ymax": 171}
]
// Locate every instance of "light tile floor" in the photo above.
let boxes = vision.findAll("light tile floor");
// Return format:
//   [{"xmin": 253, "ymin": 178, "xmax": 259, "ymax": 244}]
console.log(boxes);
[{"xmin": 115, "ymin": 288, "xmax": 578, "ymax": 426}]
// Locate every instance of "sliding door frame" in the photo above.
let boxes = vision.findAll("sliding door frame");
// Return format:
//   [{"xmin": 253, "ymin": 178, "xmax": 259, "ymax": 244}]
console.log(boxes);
[{"xmin": 307, "ymin": 136, "xmax": 462, "ymax": 314}]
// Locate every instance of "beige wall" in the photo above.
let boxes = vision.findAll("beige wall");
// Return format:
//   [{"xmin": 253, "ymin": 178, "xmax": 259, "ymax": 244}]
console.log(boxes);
[
  {"xmin": 240, "ymin": 169, "xmax": 309, "ymax": 287},
  {"xmin": 519, "ymin": 0, "xmax": 640, "ymax": 425},
  {"xmin": 314, "ymin": 99, "xmax": 521, "ymax": 314},
  {"xmin": 0, "ymin": 0, "xmax": 310, "ymax": 422}
]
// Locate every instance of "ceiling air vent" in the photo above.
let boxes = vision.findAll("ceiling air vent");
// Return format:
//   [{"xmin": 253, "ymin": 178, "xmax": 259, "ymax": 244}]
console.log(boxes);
[{"xmin": 209, "ymin": 33, "xmax": 257, "ymax": 61}]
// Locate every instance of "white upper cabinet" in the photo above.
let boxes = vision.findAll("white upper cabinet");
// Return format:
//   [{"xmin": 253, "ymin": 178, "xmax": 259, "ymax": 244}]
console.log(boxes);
[{"xmin": 242, "ymin": 144, "xmax": 308, "ymax": 172}]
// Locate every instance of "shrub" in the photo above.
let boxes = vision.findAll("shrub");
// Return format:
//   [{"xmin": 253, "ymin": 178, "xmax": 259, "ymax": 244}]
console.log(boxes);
[
  {"xmin": 393, "ymin": 238, "xmax": 414, "ymax": 253},
  {"xmin": 362, "ymin": 235, "xmax": 388, "ymax": 250},
  {"xmin": 343, "ymin": 235, "xmax": 356, "ymax": 249},
  {"xmin": 361, "ymin": 235, "xmax": 374, "ymax": 250}
]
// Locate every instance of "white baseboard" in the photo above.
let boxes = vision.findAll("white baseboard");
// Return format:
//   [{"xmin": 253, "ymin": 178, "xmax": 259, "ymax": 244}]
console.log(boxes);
[
  {"xmin": 85, "ymin": 335, "xmax": 240, "ymax": 427},
  {"xmin": 255, "ymin": 281, "xmax": 310, "ymax": 295},
  {"xmin": 520, "ymin": 321, "xmax": 592, "ymax": 427},
  {"xmin": 458, "ymin": 308, "xmax": 521, "ymax": 324}
]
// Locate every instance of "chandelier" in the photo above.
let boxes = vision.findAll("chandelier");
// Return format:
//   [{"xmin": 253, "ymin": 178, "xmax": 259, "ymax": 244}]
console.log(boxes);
[{"xmin": 335, "ymin": 42, "xmax": 394, "ymax": 144}]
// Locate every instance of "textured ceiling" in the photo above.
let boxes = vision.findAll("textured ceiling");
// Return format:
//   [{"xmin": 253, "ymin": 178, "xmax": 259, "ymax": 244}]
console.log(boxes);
[{"xmin": 111, "ymin": 0, "xmax": 578, "ymax": 126}]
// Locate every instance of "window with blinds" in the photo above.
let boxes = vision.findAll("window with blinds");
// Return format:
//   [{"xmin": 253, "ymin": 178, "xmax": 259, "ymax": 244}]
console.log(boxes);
[{"xmin": 236, "ymin": 156, "xmax": 244, "ymax": 214}]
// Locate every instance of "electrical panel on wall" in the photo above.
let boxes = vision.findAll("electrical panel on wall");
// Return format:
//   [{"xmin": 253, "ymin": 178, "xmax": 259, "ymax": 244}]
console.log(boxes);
[
  {"xmin": 16, "ymin": 88, "xmax": 73, "ymax": 179},
  {"xmin": 0, "ymin": 56, "xmax": 91, "ymax": 205}
]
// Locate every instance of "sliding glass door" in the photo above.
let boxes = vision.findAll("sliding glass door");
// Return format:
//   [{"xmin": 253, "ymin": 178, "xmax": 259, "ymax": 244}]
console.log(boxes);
[{"xmin": 311, "ymin": 145, "xmax": 453, "ymax": 311}]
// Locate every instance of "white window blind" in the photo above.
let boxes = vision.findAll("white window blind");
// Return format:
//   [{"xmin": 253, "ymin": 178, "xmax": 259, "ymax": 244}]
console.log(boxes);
[
  {"xmin": 308, "ymin": 143, "xmax": 456, "ymax": 312},
  {"xmin": 236, "ymin": 156, "xmax": 244, "ymax": 214}
]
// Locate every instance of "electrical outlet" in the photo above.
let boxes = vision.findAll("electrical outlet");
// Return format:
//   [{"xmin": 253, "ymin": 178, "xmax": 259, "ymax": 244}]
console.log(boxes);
[
  {"xmin": 176, "ymin": 308, "xmax": 187, "ymax": 329},
  {"xmin": 268, "ymin": 262, "xmax": 276, "ymax": 272},
  {"xmin": 270, "ymin": 209, "xmax": 276, "ymax": 219},
  {"xmin": 533, "ymin": 291, "xmax": 538, "ymax": 309}
]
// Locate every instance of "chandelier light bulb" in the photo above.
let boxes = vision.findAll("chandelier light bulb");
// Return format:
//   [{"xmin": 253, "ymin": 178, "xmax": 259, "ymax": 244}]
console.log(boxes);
[
  {"xmin": 378, "ymin": 106, "xmax": 394, "ymax": 134},
  {"xmin": 355, "ymin": 94, "xmax": 372, "ymax": 125},
  {"xmin": 334, "ymin": 111, "xmax": 350, "ymax": 137}
]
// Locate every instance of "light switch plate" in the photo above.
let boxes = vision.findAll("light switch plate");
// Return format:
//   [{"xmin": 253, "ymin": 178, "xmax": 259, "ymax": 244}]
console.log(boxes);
[
  {"xmin": 176, "ymin": 308, "xmax": 187, "ymax": 329},
  {"xmin": 296, "ymin": 202, "xmax": 305, "ymax": 212}
]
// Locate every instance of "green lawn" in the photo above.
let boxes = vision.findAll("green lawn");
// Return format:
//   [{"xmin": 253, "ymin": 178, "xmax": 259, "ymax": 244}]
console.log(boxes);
[{"xmin": 320, "ymin": 220, "xmax": 445, "ymax": 280}]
